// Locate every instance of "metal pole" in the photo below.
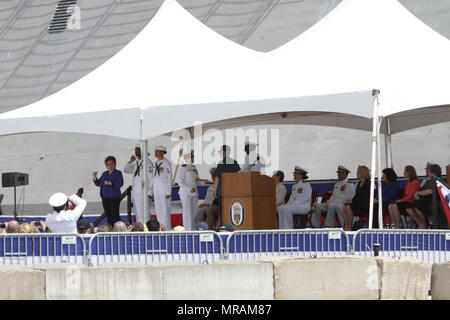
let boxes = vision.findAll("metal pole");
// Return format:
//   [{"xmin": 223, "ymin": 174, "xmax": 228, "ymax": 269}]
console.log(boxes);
[
  {"xmin": 377, "ymin": 116, "xmax": 383, "ymax": 229},
  {"xmin": 369, "ymin": 90, "xmax": 380, "ymax": 230},
  {"xmin": 142, "ymin": 139, "xmax": 150, "ymax": 224},
  {"xmin": 384, "ymin": 116, "xmax": 393, "ymax": 169}
]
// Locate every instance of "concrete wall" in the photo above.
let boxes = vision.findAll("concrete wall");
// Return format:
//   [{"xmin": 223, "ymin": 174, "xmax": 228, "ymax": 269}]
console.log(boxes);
[
  {"xmin": 0, "ymin": 257, "xmax": 442, "ymax": 300},
  {"xmin": 0, "ymin": 265, "xmax": 45, "ymax": 300},
  {"xmin": 431, "ymin": 262, "xmax": 450, "ymax": 300},
  {"xmin": 375, "ymin": 257, "xmax": 431, "ymax": 300},
  {"xmin": 260, "ymin": 256, "xmax": 380, "ymax": 300}
]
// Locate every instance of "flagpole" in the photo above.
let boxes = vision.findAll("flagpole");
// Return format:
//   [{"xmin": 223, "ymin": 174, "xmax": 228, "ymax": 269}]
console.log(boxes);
[{"xmin": 369, "ymin": 89, "xmax": 380, "ymax": 230}]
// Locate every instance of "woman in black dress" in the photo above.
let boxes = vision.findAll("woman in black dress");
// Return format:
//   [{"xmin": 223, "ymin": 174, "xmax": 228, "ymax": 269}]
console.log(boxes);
[{"xmin": 343, "ymin": 165, "xmax": 371, "ymax": 231}]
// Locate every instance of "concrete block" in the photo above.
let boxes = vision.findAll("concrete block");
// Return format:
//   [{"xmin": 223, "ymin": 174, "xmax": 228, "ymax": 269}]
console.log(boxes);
[
  {"xmin": 264, "ymin": 257, "xmax": 379, "ymax": 300},
  {"xmin": 160, "ymin": 261, "xmax": 274, "ymax": 300},
  {"xmin": 0, "ymin": 265, "xmax": 45, "ymax": 300},
  {"xmin": 431, "ymin": 262, "xmax": 450, "ymax": 300},
  {"xmin": 375, "ymin": 257, "xmax": 431, "ymax": 300},
  {"xmin": 45, "ymin": 264, "xmax": 164, "ymax": 300}
]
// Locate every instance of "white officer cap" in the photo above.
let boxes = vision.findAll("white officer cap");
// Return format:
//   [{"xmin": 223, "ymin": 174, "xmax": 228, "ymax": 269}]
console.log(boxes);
[
  {"xmin": 155, "ymin": 146, "xmax": 167, "ymax": 153},
  {"xmin": 183, "ymin": 150, "xmax": 194, "ymax": 157},
  {"xmin": 49, "ymin": 192, "xmax": 67, "ymax": 207},
  {"xmin": 337, "ymin": 165, "xmax": 350, "ymax": 173},
  {"xmin": 293, "ymin": 166, "xmax": 308, "ymax": 174}
]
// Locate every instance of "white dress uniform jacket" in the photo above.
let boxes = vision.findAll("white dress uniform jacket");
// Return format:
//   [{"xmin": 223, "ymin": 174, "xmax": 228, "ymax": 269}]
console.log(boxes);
[
  {"xmin": 278, "ymin": 181, "xmax": 312, "ymax": 229},
  {"xmin": 152, "ymin": 157, "xmax": 173, "ymax": 230},
  {"xmin": 45, "ymin": 194, "xmax": 87, "ymax": 234},
  {"xmin": 276, "ymin": 183, "xmax": 287, "ymax": 208},
  {"xmin": 123, "ymin": 158, "xmax": 154, "ymax": 223},
  {"xmin": 241, "ymin": 152, "xmax": 265, "ymax": 173},
  {"xmin": 177, "ymin": 164, "xmax": 199, "ymax": 231}
]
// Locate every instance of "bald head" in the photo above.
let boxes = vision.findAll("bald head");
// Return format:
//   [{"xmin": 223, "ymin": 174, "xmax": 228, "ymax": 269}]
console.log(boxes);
[{"xmin": 7, "ymin": 220, "xmax": 19, "ymax": 233}]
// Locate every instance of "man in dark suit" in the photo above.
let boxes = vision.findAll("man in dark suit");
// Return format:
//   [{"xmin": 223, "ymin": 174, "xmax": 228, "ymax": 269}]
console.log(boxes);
[{"xmin": 213, "ymin": 145, "xmax": 241, "ymax": 226}]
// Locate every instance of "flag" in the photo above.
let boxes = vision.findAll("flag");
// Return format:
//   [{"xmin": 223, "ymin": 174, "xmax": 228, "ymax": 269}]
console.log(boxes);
[{"xmin": 432, "ymin": 178, "xmax": 450, "ymax": 229}]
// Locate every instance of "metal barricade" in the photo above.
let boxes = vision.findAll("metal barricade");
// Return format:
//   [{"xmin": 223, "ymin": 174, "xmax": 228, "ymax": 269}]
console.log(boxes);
[
  {"xmin": 224, "ymin": 229, "xmax": 350, "ymax": 261},
  {"xmin": 352, "ymin": 229, "xmax": 450, "ymax": 263},
  {"xmin": 87, "ymin": 231, "xmax": 224, "ymax": 266},
  {"xmin": 0, "ymin": 233, "xmax": 87, "ymax": 265}
]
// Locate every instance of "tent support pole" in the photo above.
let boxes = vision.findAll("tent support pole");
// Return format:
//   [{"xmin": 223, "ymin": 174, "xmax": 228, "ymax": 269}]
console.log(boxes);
[
  {"xmin": 384, "ymin": 116, "xmax": 393, "ymax": 169},
  {"xmin": 142, "ymin": 139, "xmax": 150, "ymax": 223},
  {"xmin": 377, "ymin": 116, "xmax": 383, "ymax": 229},
  {"xmin": 369, "ymin": 89, "xmax": 380, "ymax": 230}
]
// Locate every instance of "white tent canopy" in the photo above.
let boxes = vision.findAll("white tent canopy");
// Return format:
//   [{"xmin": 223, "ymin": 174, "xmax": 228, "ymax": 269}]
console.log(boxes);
[{"xmin": 0, "ymin": 0, "xmax": 375, "ymax": 140}]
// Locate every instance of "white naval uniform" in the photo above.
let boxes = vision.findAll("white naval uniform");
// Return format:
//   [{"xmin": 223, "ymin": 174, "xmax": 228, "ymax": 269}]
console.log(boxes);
[
  {"xmin": 177, "ymin": 164, "xmax": 199, "ymax": 231},
  {"xmin": 123, "ymin": 158, "xmax": 153, "ymax": 223},
  {"xmin": 241, "ymin": 152, "xmax": 265, "ymax": 173},
  {"xmin": 152, "ymin": 157, "xmax": 172, "ymax": 230},
  {"xmin": 311, "ymin": 179, "xmax": 356, "ymax": 228},
  {"xmin": 278, "ymin": 181, "xmax": 312, "ymax": 229},
  {"xmin": 276, "ymin": 183, "xmax": 287, "ymax": 208},
  {"xmin": 45, "ymin": 194, "xmax": 87, "ymax": 234},
  {"xmin": 195, "ymin": 184, "xmax": 215, "ymax": 224}
]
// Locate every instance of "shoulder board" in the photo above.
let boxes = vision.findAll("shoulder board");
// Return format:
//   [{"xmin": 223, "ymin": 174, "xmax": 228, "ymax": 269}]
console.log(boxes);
[
  {"xmin": 182, "ymin": 164, "xmax": 186, "ymax": 167},
  {"xmin": 348, "ymin": 181, "xmax": 352, "ymax": 184}
]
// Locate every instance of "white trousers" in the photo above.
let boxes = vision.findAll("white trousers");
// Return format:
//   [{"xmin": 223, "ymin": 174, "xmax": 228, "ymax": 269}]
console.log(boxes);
[
  {"xmin": 278, "ymin": 203, "xmax": 310, "ymax": 229},
  {"xmin": 132, "ymin": 191, "xmax": 150, "ymax": 224},
  {"xmin": 180, "ymin": 194, "xmax": 198, "ymax": 231},
  {"xmin": 154, "ymin": 190, "xmax": 172, "ymax": 230},
  {"xmin": 324, "ymin": 202, "xmax": 345, "ymax": 228}
]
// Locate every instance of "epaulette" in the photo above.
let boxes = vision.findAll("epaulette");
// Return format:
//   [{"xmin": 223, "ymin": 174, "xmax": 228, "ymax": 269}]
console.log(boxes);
[{"xmin": 182, "ymin": 164, "xmax": 186, "ymax": 167}]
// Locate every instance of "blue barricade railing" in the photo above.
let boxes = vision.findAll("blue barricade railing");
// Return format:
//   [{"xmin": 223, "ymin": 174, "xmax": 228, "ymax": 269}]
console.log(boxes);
[
  {"xmin": 87, "ymin": 231, "xmax": 224, "ymax": 266},
  {"xmin": 224, "ymin": 229, "xmax": 351, "ymax": 260},
  {"xmin": 351, "ymin": 229, "xmax": 450, "ymax": 263},
  {"xmin": 0, "ymin": 233, "xmax": 87, "ymax": 265}
]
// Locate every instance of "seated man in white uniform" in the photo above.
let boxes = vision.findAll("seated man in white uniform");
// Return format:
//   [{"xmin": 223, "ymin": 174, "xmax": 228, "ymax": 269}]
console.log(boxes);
[
  {"xmin": 45, "ymin": 192, "xmax": 87, "ymax": 233},
  {"xmin": 278, "ymin": 166, "xmax": 312, "ymax": 229},
  {"xmin": 195, "ymin": 167, "xmax": 216, "ymax": 225},
  {"xmin": 240, "ymin": 142, "xmax": 265, "ymax": 173},
  {"xmin": 176, "ymin": 151, "xmax": 200, "ymax": 231},
  {"xmin": 311, "ymin": 165, "xmax": 355, "ymax": 228},
  {"xmin": 123, "ymin": 143, "xmax": 153, "ymax": 223}
]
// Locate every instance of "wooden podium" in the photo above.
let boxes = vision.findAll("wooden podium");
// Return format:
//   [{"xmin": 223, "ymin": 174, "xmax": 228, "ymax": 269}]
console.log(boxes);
[{"xmin": 221, "ymin": 172, "xmax": 277, "ymax": 230}]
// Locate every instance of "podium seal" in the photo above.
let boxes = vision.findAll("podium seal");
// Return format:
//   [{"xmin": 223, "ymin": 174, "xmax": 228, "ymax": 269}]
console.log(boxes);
[{"xmin": 230, "ymin": 199, "xmax": 244, "ymax": 227}]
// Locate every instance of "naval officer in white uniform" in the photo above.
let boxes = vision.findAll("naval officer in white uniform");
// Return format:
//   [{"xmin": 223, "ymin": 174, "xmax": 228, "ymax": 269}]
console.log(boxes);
[
  {"xmin": 123, "ymin": 143, "xmax": 153, "ymax": 223},
  {"xmin": 45, "ymin": 192, "xmax": 87, "ymax": 234},
  {"xmin": 152, "ymin": 146, "xmax": 173, "ymax": 230},
  {"xmin": 311, "ymin": 165, "xmax": 355, "ymax": 228},
  {"xmin": 177, "ymin": 151, "xmax": 200, "ymax": 231},
  {"xmin": 240, "ymin": 142, "xmax": 265, "ymax": 173},
  {"xmin": 278, "ymin": 166, "xmax": 312, "ymax": 229}
]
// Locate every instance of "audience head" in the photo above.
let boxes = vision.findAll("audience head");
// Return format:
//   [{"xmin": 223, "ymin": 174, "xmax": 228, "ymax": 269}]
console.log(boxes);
[
  {"xmin": 146, "ymin": 219, "xmax": 160, "ymax": 232},
  {"xmin": 173, "ymin": 225, "xmax": 185, "ymax": 232},
  {"xmin": 160, "ymin": 223, "xmax": 168, "ymax": 232},
  {"xmin": 336, "ymin": 166, "xmax": 350, "ymax": 181},
  {"xmin": 104, "ymin": 156, "xmax": 117, "ymax": 172},
  {"xmin": 97, "ymin": 224, "xmax": 112, "ymax": 232},
  {"xmin": 429, "ymin": 164, "xmax": 442, "ymax": 178},
  {"xmin": 77, "ymin": 219, "xmax": 93, "ymax": 234},
  {"xmin": 382, "ymin": 168, "xmax": 397, "ymax": 184},
  {"xmin": 131, "ymin": 222, "xmax": 145, "ymax": 232},
  {"xmin": 404, "ymin": 165, "xmax": 418, "ymax": 181},
  {"xmin": 6, "ymin": 220, "xmax": 19, "ymax": 234},
  {"xmin": 195, "ymin": 222, "xmax": 208, "ymax": 231},
  {"xmin": 357, "ymin": 165, "xmax": 371, "ymax": 181},
  {"xmin": 272, "ymin": 170, "xmax": 284, "ymax": 184},
  {"xmin": 18, "ymin": 223, "xmax": 34, "ymax": 234},
  {"xmin": 219, "ymin": 224, "xmax": 233, "ymax": 233},
  {"xmin": 113, "ymin": 221, "xmax": 128, "ymax": 232}
]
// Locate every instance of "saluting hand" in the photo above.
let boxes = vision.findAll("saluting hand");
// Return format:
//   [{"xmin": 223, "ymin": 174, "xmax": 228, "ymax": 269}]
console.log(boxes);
[{"xmin": 130, "ymin": 155, "xmax": 137, "ymax": 163}]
